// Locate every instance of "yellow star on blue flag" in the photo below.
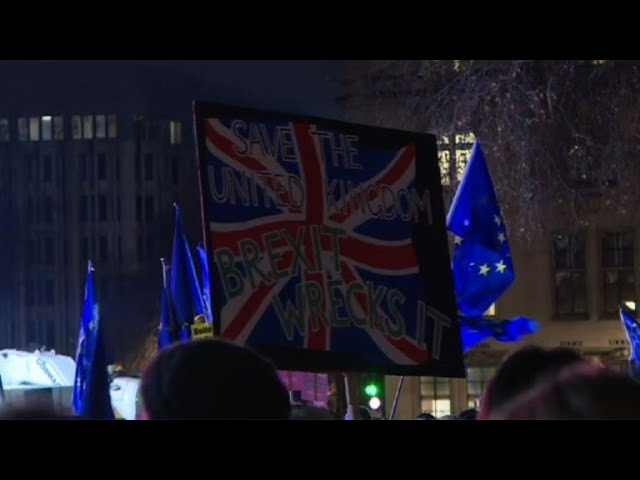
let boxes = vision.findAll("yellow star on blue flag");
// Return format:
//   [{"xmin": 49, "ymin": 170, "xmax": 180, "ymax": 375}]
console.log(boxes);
[{"xmin": 447, "ymin": 140, "xmax": 515, "ymax": 317}]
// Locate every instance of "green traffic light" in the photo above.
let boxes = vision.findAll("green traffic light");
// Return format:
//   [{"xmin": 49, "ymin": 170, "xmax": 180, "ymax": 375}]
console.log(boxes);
[{"xmin": 365, "ymin": 383, "xmax": 379, "ymax": 396}]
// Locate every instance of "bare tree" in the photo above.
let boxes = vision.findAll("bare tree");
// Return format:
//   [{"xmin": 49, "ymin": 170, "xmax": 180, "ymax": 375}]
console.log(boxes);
[{"xmin": 341, "ymin": 60, "xmax": 640, "ymax": 243}]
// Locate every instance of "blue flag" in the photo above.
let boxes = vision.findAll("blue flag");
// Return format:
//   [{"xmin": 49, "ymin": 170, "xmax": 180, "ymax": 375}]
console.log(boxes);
[
  {"xmin": 72, "ymin": 262, "xmax": 115, "ymax": 419},
  {"xmin": 447, "ymin": 140, "xmax": 515, "ymax": 317},
  {"xmin": 460, "ymin": 315, "xmax": 539, "ymax": 351},
  {"xmin": 170, "ymin": 204, "xmax": 205, "ymax": 339},
  {"xmin": 197, "ymin": 243, "xmax": 213, "ymax": 323},
  {"xmin": 620, "ymin": 306, "xmax": 640, "ymax": 380}
]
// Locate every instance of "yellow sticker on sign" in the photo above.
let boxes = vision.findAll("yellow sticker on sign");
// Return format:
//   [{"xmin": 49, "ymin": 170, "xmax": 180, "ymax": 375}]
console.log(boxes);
[{"xmin": 191, "ymin": 322, "xmax": 214, "ymax": 339}]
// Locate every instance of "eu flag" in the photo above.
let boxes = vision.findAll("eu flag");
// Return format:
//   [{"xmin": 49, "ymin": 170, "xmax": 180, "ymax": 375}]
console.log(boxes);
[
  {"xmin": 170, "ymin": 204, "xmax": 205, "ymax": 339},
  {"xmin": 460, "ymin": 315, "xmax": 539, "ymax": 351},
  {"xmin": 72, "ymin": 262, "xmax": 115, "ymax": 419},
  {"xmin": 447, "ymin": 140, "xmax": 515, "ymax": 317},
  {"xmin": 620, "ymin": 306, "xmax": 640, "ymax": 380},
  {"xmin": 197, "ymin": 243, "xmax": 213, "ymax": 323}
]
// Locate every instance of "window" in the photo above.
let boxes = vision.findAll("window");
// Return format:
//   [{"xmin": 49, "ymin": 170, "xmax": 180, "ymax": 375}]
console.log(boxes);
[
  {"xmin": 137, "ymin": 234, "xmax": 144, "ymax": 262},
  {"xmin": 466, "ymin": 367, "xmax": 496, "ymax": 410},
  {"xmin": 135, "ymin": 155, "xmax": 141, "ymax": 183},
  {"xmin": 553, "ymin": 232, "xmax": 587, "ymax": 316},
  {"xmin": 81, "ymin": 237, "xmax": 89, "ymax": 263},
  {"xmin": 437, "ymin": 133, "xmax": 475, "ymax": 186},
  {"xmin": 145, "ymin": 196, "xmax": 154, "ymax": 221},
  {"xmin": 25, "ymin": 237, "xmax": 35, "ymax": 263},
  {"xmin": 41, "ymin": 116, "xmax": 52, "ymax": 140},
  {"xmin": 146, "ymin": 234, "xmax": 154, "ymax": 259},
  {"xmin": 602, "ymin": 232, "xmax": 635, "ymax": 314},
  {"xmin": 43, "ymin": 196, "xmax": 53, "ymax": 224},
  {"xmin": 148, "ymin": 121, "xmax": 158, "ymax": 140},
  {"xmin": 83, "ymin": 115, "xmax": 94, "ymax": 139},
  {"xmin": 18, "ymin": 118, "xmax": 28, "ymax": 141},
  {"xmin": 78, "ymin": 196, "xmax": 87, "ymax": 222},
  {"xmin": 79, "ymin": 154, "xmax": 87, "ymax": 182},
  {"xmin": 95, "ymin": 115, "xmax": 106, "ymax": 139},
  {"xmin": 53, "ymin": 116, "xmax": 64, "ymax": 140},
  {"xmin": 419, "ymin": 377, "xmax": 451, "ymax": 418},
  {"xmin": 43, "ymin": 155, "xmax": 52, "ymax": 182},
  {"xmin": 172, "ymin": 156, "xmax": 179, "ymax": 185},
  {"xmin": 484, "ymin": 303, "xmax": 496, "ymax": 317},
  {"xmin": 29, "ymin": 117, "xmax": 39, "ymax": 141},
  {"xmin": 33, "ymin": 155, "xmax": 40, "ymax": 186},
  {"xmin": 44, "ymin": 278, "xmax": 54, "ymax": 306},
  {"xmin": 89, "ymin": 195, "xmax": 95, "ymax": 222},
  {"xmin": 114, "ymin": 154, "xmax": 120, "ymax": 181},
  {"xmin": 107, "ymin": 114, "xmax": 117, "ymax": 139},
  {"xmin": 136, "ymin": 196, "xmax": 142, "ymax": 222},
  {"xmin": 0, "ymin": 118, "xmax": 9, "ymax": 141},
  {"xmin": 144, "ymin": 153, "xmax": 153, "ymax": 181},
  {"xmin": 26, "ymin": 278, "xmax": 35, "ymax": 306},
  {"xmin": 42, "ymin": 237, "xmax": 53, "ymax": 265},
  {"xmin": 99, "ymin": 236, "xmax": 108, "ymax": 262},
  {"xmin": 97, "ymin": 153, "xmax": 106, "ymax": 180},
  {"xmin": 71, "ymin": 116, "xmax": 82, "ymax": 139},
  {"xmin": 26, "ymin": 197, "xmax": 33, "ymax": 224},
  {"xmin": 170, "ymin": 121, "xmax": 182, "ymax": 145},
  {"xmin": 88, "ymin": 153, "xmax": 94, "ymax": 182},
  {"xmin": 98, "ymin": 195, "xmax": 107, "ymax": 222}
]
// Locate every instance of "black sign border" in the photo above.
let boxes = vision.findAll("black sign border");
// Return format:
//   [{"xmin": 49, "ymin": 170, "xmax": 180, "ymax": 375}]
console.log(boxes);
[{"xmin": 193, "ymin": 101, "xmax": 464, "ymax": 377}]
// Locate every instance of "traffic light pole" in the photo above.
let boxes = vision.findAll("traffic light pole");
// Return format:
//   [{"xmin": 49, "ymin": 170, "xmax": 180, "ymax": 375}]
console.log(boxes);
[{"xmin": 389, "ymin": 376, "xmax": 405, "ymax": 420}]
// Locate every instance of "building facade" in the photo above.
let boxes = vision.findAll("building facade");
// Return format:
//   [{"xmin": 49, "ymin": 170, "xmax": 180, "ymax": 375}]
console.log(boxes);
[
  {"xmin": 0, "ymin": 60, "xmax": 345, "ymax": 365},
  {"xmin": 342, "ymin": 61, "xmax": 635, "ymax": 419},
  {"xmin": 0, "ymin": 111, "xmax": 194, "ymax": 357}
]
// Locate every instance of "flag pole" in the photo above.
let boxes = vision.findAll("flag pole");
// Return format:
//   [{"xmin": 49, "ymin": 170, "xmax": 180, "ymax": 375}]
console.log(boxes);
[
  {"xmin": 389, "ymin": 375, "xmax": 405, "ymax": 420},
  {"xmin": 343, "ymin": 373, "xmax": 361, "ymax": 420},
  {"xmin": 160, "ymin": 257, "xmax": 168, "ymax": 288}
]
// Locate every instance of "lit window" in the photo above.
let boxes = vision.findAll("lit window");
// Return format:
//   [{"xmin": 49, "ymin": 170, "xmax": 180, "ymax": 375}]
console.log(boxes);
[
  {"xmin": 170, "ymin": 121, "xmax": 182, "ymax": 145},
  {"xmin": 107, "ymin": 114, "xmax": 117, "ymax": 139},
  {"xmin": 83, "ymin": 115, "xmax": 94, "ymax": 139},
  {"xmin": 95, "ymin": 115, "xmax": 106, "ymax": 139},
  {"xmin": 455, "ymin": 149, "xmax": 471, "ymax": 181},
  {"xmin": 41, "ymin": 116, "xmax": 52, "ymax": 141},
  {"xmin": 29, "ymin": 117, "xmax": 39, "ymax": 141},
  {"xmin": 420, "ymin": 377, "xmax": 451, "ymax": 418},
  {"xmin": 0, "ymin": 118, "xmax": 9, "ymax": 141},
  {"xmin": 53, "ymin": 116, "xmax": 64, "ymax": 140},
  {"xmin": 438, "ymin": 150, "xmax": 451, "ymax": 186},
  {"xmin": 466, "ymin": 367, "xmax": 496, "ymax": 410},
  {"xmin": 18, "ymin": 118, "xmax": 28, "ymax": 141},
  {"xmin": 437, "ymin": 132, "xmax": 475, "ymax": 185},
  {"xmin": 484, "ymin": 303, "xmax": 496, "ymax": 317},
  {"xmin": 455, "ymin": 133, "xmax": 476, "ymax": 144},
  {"xmin": 71, "ymin": 116, "xmax": 82, "ymax": 139}
]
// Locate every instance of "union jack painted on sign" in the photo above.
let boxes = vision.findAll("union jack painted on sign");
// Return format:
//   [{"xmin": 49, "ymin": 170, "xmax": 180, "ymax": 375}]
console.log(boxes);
[{"xmin": 194, "ymin": 103, "xmax": 464, "ymax": 377}]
